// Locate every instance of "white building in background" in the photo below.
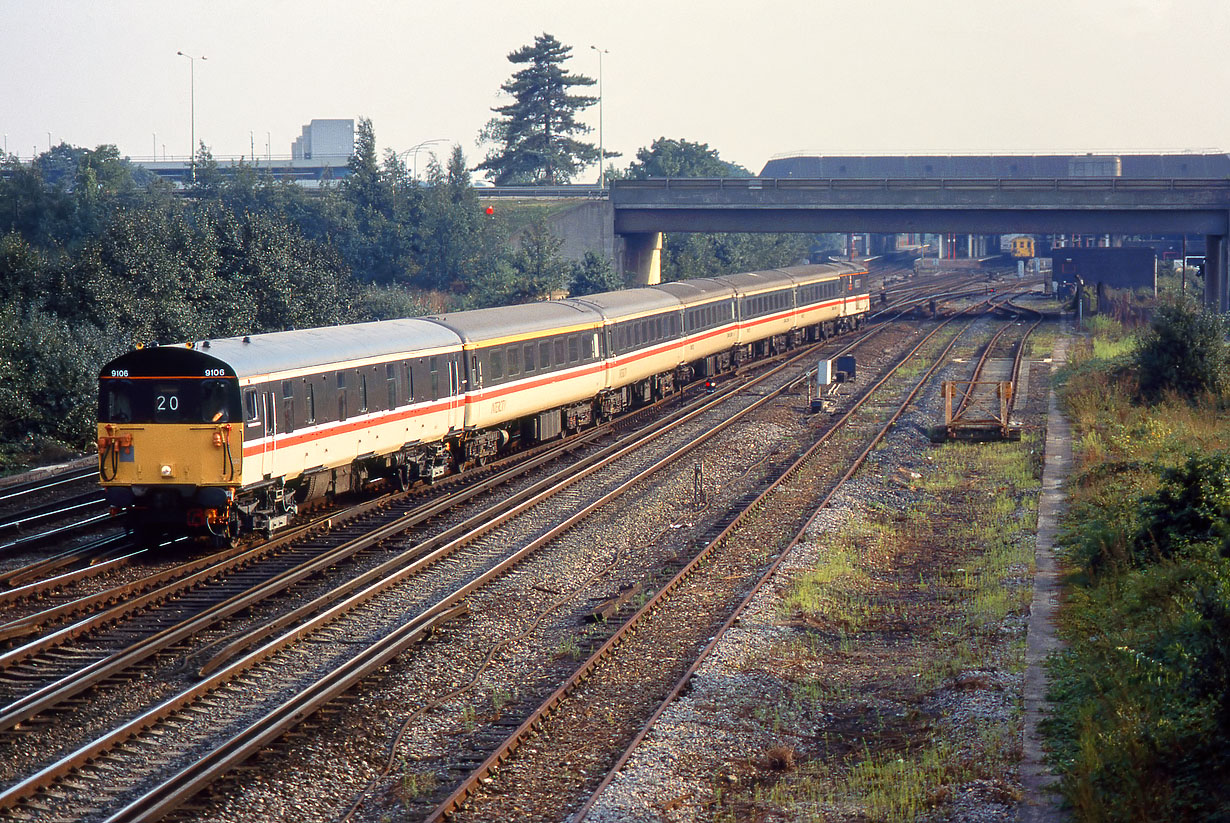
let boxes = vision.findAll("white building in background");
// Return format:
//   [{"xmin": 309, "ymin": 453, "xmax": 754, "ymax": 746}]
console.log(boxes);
[
  {"xmin": 291, "ymin": 119, "xmax": 354, "ymax": 160},
  {"xmin": 139, "ymin": 118, "xmax": 356, "ymax": 187}
]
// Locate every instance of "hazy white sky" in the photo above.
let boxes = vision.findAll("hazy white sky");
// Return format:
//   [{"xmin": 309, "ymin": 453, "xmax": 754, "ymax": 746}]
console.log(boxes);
[{"xmin": 2, "ymin": 0, "xmax": 1227, "ymax": 177}]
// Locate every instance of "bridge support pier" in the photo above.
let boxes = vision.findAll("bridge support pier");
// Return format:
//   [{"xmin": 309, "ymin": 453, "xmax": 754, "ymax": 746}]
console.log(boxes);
[
  {"xmin": 623, "ymin": 231, "xmax": 663, "ymax": 285},
  {"xmin": 1206, "ymin": 234, "xmax": 1227, "ymax": 312}
]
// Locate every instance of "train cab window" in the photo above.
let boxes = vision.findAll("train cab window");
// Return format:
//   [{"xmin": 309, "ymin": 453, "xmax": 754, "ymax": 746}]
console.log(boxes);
[
  {"xmin": 306, "ymin": 383, "xmax": 316, "ymax": 424},
  {"xmin": 507, "ymin": 347, "xmax": 520, "ymax": 377},
  {"xmin": 540, "ymin": 341, "xmax": 551, "ymax": 369},
  {"xmin": 524, "ymin": 343, "xmax": 536, "ymax": 372},
  {"xmin": 100, "ymin": 381, "xmax": 134, "ymax": 423},
  {"xmin": 202, "ymin": 380, "xmax": 231, "ymax": 423}
]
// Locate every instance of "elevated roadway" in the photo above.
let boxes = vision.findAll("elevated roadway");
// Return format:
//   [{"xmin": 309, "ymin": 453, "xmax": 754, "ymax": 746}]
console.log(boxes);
[{"xmin": 607, "ymin": 178, "xmax": 1230, "ymax": 309}]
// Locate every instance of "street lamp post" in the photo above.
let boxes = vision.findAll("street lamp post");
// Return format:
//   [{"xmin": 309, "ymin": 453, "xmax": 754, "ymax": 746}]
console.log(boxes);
[
  {"xmin": 176, "ymin": 51, "xmax": 206, "ymax": 181},
  {"xmin": 589, "ymin": 45, "xmax": 608, "ymax": 188},
  {"xmin": 404, "ymin": 138, "xmax": 447, "ymax": 181}
]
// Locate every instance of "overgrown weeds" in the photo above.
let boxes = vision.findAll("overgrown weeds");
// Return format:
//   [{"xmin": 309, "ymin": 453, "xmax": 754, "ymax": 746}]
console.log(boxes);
[{"xmin": 1046, "ymin": 313, "xmax": 1230, "ymax": 820}]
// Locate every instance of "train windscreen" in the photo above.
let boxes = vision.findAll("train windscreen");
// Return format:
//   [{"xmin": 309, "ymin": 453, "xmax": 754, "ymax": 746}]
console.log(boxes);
[{"xmin": 99, "ymin": 378, "xmax": 238, "ymax": 424}]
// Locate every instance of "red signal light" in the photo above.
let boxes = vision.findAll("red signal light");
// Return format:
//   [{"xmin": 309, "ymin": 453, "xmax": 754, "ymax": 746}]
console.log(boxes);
[{"xmin": 485, "ymin": 206, "xmax": 494, "ymax": 216}]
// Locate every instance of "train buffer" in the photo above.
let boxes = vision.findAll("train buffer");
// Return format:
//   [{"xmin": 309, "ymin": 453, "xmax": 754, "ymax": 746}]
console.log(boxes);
[{"xmin": 936, "ymin": 380, "xmax": 1022, "ymax": 442}]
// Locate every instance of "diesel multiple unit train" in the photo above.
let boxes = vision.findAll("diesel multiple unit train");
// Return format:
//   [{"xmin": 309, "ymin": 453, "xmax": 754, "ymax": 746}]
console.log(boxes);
[{"xmin": 97, "ymin": 263, "xmax": 869, "ymax": 539}]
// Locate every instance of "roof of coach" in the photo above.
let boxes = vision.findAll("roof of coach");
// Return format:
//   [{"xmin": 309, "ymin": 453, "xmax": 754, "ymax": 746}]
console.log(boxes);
[
  {"xmin": 774, "ymin": 263, "xmax": 858, "ymax": 283},
  {"xmin": 561, "ymin": 287, "xmax": 681, "ymax": 321},
  {"xmin": 712, "ymin": 269, "xmax": 798, "ymax": 295},
  {"xmin": 651, "ymin": 278, "xmax": 736, "ymax": 306},
  {"xmin": 182, "ymin": 318, "xmax": 463, "ymax": 379},
  {"xmin": 424, "ymin": 300, "xmax": 601, "ymax": 345}
]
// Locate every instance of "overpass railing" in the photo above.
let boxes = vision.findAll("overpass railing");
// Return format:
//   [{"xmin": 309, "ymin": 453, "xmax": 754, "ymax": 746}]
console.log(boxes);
[
  {"xmin": 613, "ymin": 177, "xmax": 1230, "ymax": 193},
  {"xmin": 479, "ymin": 185, "xmax": 607, "ymax": 198}
]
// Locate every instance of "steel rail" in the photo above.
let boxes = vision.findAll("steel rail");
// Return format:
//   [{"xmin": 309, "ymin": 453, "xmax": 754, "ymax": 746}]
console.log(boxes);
[
  {"xmin": 0, "ymin": 467, "xmax": 96, "ymax": 503},
  {"xmin": 0, "ymin": 535, "xmax": 130, "ymax": 589},
  {"xmin": 100, "ymin": 606, "xmax": 470, "ymax": 823},
  {"xmin": 0, "ymin": 492, "xmax": 105, "ymax": 532},
  {"xmin": 0, "ymin": 544, "xmax": 145, "ymax": 609}
]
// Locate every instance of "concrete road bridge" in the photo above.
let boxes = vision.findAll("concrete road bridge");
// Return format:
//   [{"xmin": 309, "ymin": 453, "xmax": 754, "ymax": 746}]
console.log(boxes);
[{"xmin": 496, "ymin": 177, "xmax": 1230, "ymax": 310}]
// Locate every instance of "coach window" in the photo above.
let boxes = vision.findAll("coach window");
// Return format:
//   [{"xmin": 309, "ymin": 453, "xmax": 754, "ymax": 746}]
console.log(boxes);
[
  {"xmin": 554, "ymin": 337, "xmax": 566, "ymax": 365},
  {"xmin": 540, "ymin": 341, "xmax": 551, "ymax": 369},
  {"xmin": 524, "ymin": 343, "xmax": 536, "ymax": 372},
  {"xmin": 568, "ymin": 335, "xmax": 579, "ymax": 363},
  {"xmin": 244, "ymin": 390, "xmax": 259, "ymax": 424},
  {"xmin": 508, "ymin": 346, "xmax": 520, "ymax": 376},
  {"xmin": 490, "ymin": 350, "xmax": 504, "ymax": 381},
  {"xmin": 587, "ymin": 332, "xmax": 599, "ymax": 360},
  {"xmin": 430, "ymin": 357, "xmax": 441, "ymax": 400},
  {"xmin": 203, "ymin": 380, "xmax": 231, "ymax": 423},
  {"xmin": 386, "ymin": 364, "xmax": 398, "ymax": 408}
]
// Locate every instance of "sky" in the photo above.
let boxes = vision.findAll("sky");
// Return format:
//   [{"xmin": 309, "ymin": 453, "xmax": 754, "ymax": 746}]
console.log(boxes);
[{"xmin": 2, "ymin": 0, "xmax": 1228, "ymax": 179}]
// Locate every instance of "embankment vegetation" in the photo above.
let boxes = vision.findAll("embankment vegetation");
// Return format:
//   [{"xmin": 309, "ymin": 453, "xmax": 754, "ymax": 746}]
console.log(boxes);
[{"xmin": 1046, "ymin": 300, "xmax": 1230, "ymax": 820}]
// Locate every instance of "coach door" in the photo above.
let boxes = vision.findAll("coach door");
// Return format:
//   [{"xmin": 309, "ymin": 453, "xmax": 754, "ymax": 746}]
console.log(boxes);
[
  {"xmin": 260, "ymin": 391, "xmax": 277, "ymax": 478},
  {"xmin": 447, "ymin": 357, "xmax": 462, "ymax": 430}
]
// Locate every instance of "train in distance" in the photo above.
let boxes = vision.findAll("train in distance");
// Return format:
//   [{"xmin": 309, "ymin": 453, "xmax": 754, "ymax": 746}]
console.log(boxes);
[{"xmin": 97, "ymin": 263, "xmax": 871, "ymax": 542}]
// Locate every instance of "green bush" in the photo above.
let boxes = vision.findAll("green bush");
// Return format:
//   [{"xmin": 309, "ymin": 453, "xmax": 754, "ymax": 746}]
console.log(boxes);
[
  {"xmin": 1135, "ymin": 451, "xmax": 1230, "ymax": 563},
  {"xmin": 1135, "ymin": 301, "xmax": 1228, "ymax": 402}
]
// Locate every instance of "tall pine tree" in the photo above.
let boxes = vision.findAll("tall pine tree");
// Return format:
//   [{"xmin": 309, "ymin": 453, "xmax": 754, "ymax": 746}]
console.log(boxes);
[{"xmin": 477, "ymin": 34, "xmax": 600, "ymax": 185}]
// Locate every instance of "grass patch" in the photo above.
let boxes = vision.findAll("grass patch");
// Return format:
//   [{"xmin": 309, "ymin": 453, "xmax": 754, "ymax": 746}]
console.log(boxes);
[{"xmin": 733, "ymin": 421, "xmax": 1042, "ymax": 820}]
